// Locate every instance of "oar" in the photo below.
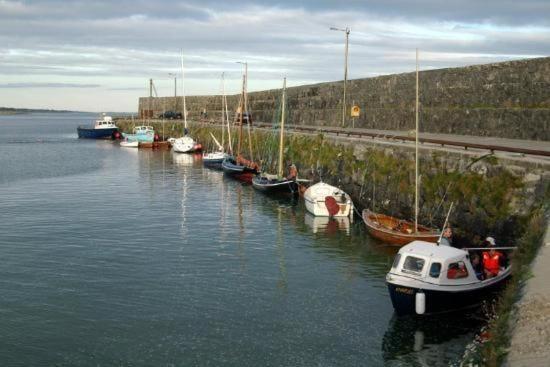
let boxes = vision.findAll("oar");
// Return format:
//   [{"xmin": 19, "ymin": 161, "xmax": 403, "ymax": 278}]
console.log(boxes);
[{"xmin": 436, "ymin": 202, "xmax": 454, "ymax": 245}]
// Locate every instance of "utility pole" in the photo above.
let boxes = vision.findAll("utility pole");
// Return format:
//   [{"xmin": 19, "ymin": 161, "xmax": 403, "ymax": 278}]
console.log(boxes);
[{"xmin": 330, "ymin": 26, "xmax": 350, "ymax": 127}]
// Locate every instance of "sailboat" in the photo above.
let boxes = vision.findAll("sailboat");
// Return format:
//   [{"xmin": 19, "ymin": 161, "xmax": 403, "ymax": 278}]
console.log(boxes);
[
  {"xmin": 173, "ymin": 51, "xmax": 202, "ymax": 154},
  {"xmin": 252, "ymin": 78, "xmax": 298, "ymax": 195},
  {"xmin": 221, "ymin": 66, "xmax": 259, "ymax": 183},
  {"xmin": 203, "ymin": 73, "xmax": 231, "ymax": 169},
  {"xmin": 362, "ymin": 49, "xmax": 439, "ymax": 245}
]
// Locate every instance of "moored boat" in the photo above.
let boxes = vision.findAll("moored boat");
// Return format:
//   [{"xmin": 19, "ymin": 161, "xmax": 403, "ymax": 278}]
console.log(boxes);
[
  {"xmin": 203, "ymin": 151, "xmax": 229, "ymax": 169},
  {"xmin": 252, "ymin": 77, "xmax": 299, "ymax": 196},
  {"xmin": 77, "ymin": 114, "xmax": 120, "ymax": 139},
  {"xmin": 362, "ymin": 209, "xmax": 440, "ymax": 246},
  {"xmin": 386, "ymin": 241, "xmax": 511, "ymax": 315},
  {"xmin": 120, "ymin": 140, "xmax": 139, "ymax": 148},
  {"xmin": 303, "ymin": 181, "xmax": 353, "ymax": 217},
  {"xmin": 173, "ymin": 135, "xmax": 202, "ymax": 153},
  {"xmin": 221, "ymin": 155, "xmax": 258, "ymax": 183},
  {"xmin": 123, "ymin": 125, "xmax": 155, "ymax": 143}
]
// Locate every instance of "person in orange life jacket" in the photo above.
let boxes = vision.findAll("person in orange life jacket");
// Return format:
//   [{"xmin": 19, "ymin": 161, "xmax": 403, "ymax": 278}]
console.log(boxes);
[
  {"xmin": 482, "ymin": 237, "xmax": 503, "ymax": 278},
  {"xmin": 447, "ymin": 261, "xmax": 468, "ymax": 279}
]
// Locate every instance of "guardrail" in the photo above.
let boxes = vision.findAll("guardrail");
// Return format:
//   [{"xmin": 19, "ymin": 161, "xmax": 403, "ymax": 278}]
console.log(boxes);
[{"xmin": 119, "ymin": 118, "xmax": 550, "ymax": 158}]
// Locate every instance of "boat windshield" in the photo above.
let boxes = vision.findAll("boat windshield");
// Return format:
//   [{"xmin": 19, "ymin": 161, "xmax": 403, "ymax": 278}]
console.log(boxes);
[{"xmin": 402, "ymin": 256, "xmax": 425, "ymax": 275}]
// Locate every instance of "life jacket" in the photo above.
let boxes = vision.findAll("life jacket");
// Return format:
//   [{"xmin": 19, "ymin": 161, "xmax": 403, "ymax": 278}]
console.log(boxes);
[{"xmin": 483, "ymin": 251, "xmax": 501, "ymax": 275}]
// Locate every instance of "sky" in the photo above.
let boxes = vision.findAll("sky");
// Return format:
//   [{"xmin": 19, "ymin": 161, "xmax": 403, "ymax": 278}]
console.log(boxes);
[{"xmin": 0, "ymin": 0, "xmax": 548, "ymax": 112}]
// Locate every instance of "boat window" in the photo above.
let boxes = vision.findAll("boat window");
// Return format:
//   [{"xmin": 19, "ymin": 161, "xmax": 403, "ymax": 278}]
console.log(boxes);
[
  {"xmin": 391, "ymin": 254, "xmax": 401, "ymax": 269},
  {"xmin": 447, "ymin": 261, "xmax": 469, "ymax": 279},
  {"xmin": 429, "ymin": 262, "xmax": 442, "ymax": 278},
  {"xmin": 402, "ymin": 256, "xmax": 425, "ymax": 274}
]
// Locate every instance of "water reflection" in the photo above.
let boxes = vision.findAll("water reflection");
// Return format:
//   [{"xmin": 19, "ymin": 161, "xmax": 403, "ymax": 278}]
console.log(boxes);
[
  {"xmin": 382, "ymin": 312, "xmax": 482, "ymax": 366},
  {"xmin": 304, "ymin": 213, "xmax": 351, "ymax": 235}
]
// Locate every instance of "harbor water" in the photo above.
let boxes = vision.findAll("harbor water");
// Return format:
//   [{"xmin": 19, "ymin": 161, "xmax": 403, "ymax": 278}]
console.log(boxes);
[{"xmin": 0, "ymin": 113, "xmax": 487, "ymax": 366}]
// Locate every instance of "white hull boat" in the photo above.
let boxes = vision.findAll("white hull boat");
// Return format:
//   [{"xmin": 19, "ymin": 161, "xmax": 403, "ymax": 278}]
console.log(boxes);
[
  {"xmin": 120, "ymin": 140, "xmax": 139, "ymax": 148},
  {"xmin": 173, "ymin": 136, "xmax": 200, "ymax": 153},
  {"xmin": 387, "ymin": 241, "xmax": 511, "ymax": 315},
  {"xmin": 303, "ymin": 182, "xmax": 353, "ymax": 217}
]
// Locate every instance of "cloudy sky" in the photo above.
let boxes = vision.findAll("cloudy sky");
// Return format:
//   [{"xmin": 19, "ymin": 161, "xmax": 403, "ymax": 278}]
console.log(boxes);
[{"xmin": 0, "ymin": 0, "xmax": 548, "ymax": 112}]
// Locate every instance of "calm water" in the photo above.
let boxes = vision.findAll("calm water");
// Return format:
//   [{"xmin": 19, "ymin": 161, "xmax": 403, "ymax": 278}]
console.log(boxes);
[{"xmin": 0, "ymin": 113, "xmax": 485, "ymax": 366}]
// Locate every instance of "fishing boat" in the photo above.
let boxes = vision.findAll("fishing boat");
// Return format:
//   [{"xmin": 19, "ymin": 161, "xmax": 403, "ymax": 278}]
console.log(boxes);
[
  {"xmin": 362, "ymin": 49, "xmax": 439, "ymax": 244},
  {"xmin": 173, "ymin": 51, "xmax": 201, "ymax": 154},
  {"xmin": 252, "ymin": 78, "xmax": 298, "ymax": 195},
  {"xmin": 386, "ymin": 241, "xmax": 511, "ymax": 315},
  {"xmin": 77, "ymin": 114, "xmax": 120, "ymax": 139},
  {"xmin": 304, "ymin": 182, "xmax": 353, "ymax": 217},
  {"xmin": 123, "ymin": 125, "xmax": 155, "ymax": 143},
  {"xmin": 222, "ymin": 66, "xmax": 260, "ymax": 183}
]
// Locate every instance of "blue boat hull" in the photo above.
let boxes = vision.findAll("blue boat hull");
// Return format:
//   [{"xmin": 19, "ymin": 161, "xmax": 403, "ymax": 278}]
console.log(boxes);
[
  {"xmin": 77, "ymin": 127, "xmax": 118, "ymax": 139},
  {"xmin": 252, "ymin": 176, "xmax": 299, "ymax": 195},
  {"xmin": 203, "ymin": 158, "xmax": 225, "ymax": 170}
]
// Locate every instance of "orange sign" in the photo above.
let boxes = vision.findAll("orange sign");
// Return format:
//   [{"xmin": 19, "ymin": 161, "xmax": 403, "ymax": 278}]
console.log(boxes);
[{"xmin": 351, "ymin": 105, "xmax": 360, "ymax": 117}]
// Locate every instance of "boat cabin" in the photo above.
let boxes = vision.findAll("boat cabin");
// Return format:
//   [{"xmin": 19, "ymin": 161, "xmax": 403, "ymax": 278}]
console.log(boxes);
[
  {"xmin": 94, "ymin": 115, "xmax": 116, "ymax": 129},
  {"xmin": 134, "ymin": 126, "xmax": 154, "ymax": 134},
  {"xmin": 389, "ymin": 241, "xmax": 480, "ymax": 285}
]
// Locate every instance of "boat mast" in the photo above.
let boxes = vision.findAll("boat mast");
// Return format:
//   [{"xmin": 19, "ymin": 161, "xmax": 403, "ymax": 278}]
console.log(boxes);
[
  {"xmin": 181, "ymin": 50, "xmax": 188, "ymax": 132},
  {"xmin": 414, "ymin": 48, "xmax": 419, "ymax": 233},
  {"xmin": 224, "ymin": 81, "xmax": 232, "ymax": 155},
  {"xmin": 244, "ymin": 64, "xmax": 254, "ymax": 162},
  {"xmin": 237, "ymin": 75, "xmax": 245, "ymax": 156},
  {"xmin": 221, "ymin": 72, "xmax": 225, "ymax": 150},
  {"xmin": 278, "ymin": 78, "xmax": 287, "ymax": 178}
]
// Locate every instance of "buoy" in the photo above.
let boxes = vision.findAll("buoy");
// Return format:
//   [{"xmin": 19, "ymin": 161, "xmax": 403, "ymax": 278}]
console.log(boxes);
[
  {"xmin": 154, "ymin": 134, "xmax": 160, "ymax": 141},
  {"xmin": 415, "ymin": 291, "xmax": 426, "ymax": 315}
]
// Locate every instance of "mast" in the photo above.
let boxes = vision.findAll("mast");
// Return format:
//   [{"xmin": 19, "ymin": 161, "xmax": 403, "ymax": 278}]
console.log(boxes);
[
  {"xmin": 181, "ymin": 50, "xmax": 188, "ymax": 131},
  {"xmin": 414, "ymin": 48, "xmax": 419, "ymax": 233},
  {"xmin": 224, "ymin": 85, "xmax": 232, "ymax": 154},
  {"xmin": 245, "ymin": 64, "xmax": 254, "ymax": 162},
  {"xmin": 221, "ymin": 72, "xmax": 225, "ymax": 150},
  {"xmin": 278, "ymin": 78, "xmax": 287, "ymax": 178},
  {"xmin": 237, "ymin": 75, "xmax": 245, "ymax": 156}
]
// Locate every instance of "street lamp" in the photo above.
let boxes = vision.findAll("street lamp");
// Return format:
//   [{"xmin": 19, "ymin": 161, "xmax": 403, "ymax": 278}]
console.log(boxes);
[
  {"xmin": 168, "ymin": 73, "xmax": 177, "ymax": 112},
  {"xmin": 330, "ymin": 26, "xmax": 350, "ymax": 127}
]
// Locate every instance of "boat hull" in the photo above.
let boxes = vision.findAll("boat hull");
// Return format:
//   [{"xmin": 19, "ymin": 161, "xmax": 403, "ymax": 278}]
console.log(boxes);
[
  {"xmin": 77, "ymin": 127, "xmax": 118, "ymax": 139},
  {"xmin": 252, "ymin": 176, "xmax": 299, "ymax": 195},
  {"xmin": 362, "ymin": 209, "xmax": 440, "ymax": 245},
  {"xmin": 303, "ymin": 182, "xmax": 352, "ymax": 217},
  {"xmin": 221, "ymin": 158, "xmax": 258, "ymax": 183},
  {"xmin": 203, "ymin": 158, "xmax": 225, "ymax": 170},
  {"xmin": 387, "ymin": 275, "xmax": 510, "ymax": 315}
]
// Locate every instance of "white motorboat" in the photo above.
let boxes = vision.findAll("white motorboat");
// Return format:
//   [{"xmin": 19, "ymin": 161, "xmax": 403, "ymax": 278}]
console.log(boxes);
[
  {"xmin": 386, "ymin": 241, "xmax": 511, "ymax": 315},
  {"xmin": 173, "ymin": 136, "xmax": 201, "ymax": 153},
  {"xmin": 303, "ymin": 182, "xmax": 353, "ymax": 217},
  {"xmin": 120, "ymin": 140, "xmax": 139, "ymax": 148}
]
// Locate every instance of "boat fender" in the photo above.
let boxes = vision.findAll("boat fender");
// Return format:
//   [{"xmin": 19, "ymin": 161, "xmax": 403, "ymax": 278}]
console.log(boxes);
[
  {"xmin": 154, "ymin": 134, "xmax": 160, "ymax": 142},
  {"xmin": 325, "ymin": 196, "xmax": 340, "ymax": 216},
  {"xmin": 112, "ymin": 131, "xmax": 121, "ymax": 140},
  {"xmin": 415, "ymin": 291, "xmax": 426, "ymax": 315}
]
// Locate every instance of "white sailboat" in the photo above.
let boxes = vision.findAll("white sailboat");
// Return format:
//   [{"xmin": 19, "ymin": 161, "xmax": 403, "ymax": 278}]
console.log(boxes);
[
  {"xmin": 203, "ymin": 73, "xmax": 230, "ymax": 169},
  {"xmin": 173, "ymin": 50, "xmax": 201, "ymax": 154}
]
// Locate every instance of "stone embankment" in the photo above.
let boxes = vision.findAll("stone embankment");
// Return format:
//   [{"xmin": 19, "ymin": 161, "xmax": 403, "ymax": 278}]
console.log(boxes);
[{"xmin": 138, "ymin": 56, "xmax": 550, "ymax": 141}]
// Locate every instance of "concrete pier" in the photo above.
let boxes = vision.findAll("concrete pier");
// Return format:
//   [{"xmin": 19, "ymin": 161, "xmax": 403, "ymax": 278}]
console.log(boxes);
[{"xmin": 506, "ymin": 221, "xmax": 550, "ymax": 366}]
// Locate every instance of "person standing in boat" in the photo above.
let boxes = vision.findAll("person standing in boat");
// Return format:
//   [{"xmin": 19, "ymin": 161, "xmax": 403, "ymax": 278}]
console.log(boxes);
[
  {"xmin": 287, "ymin": 163, "xmax": 298, "ymax": 180},
  {"xmin": 482, "ymin": 237, "xmax": 504, "ymax": 278},
  {"xmin": 439, "ymin": 227, "xmax": 453, "ymax": 246}
]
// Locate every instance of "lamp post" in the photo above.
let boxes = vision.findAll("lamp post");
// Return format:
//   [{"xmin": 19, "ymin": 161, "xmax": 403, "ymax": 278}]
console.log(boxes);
[
  {"xmin": 168, "ymin": 73, "xmax": 177, "ymax": 112},
  {"xmin": 330, "ymin": 26, "xmax": 350, "ymax": 127}
]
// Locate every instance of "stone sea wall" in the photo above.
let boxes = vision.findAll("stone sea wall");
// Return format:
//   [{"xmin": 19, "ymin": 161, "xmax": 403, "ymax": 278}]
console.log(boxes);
[{"xmin": 138, "ymin": 57, "xmax": 550, "ymax": 141}]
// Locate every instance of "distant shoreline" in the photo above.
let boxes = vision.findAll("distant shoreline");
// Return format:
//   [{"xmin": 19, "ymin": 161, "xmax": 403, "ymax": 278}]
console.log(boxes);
[{"xmin": 0, "ymin": 107, "xmax": 76, "ymax": 115}]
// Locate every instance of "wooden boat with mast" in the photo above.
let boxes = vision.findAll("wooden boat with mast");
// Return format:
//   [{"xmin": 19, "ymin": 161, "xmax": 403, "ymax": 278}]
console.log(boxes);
[
  {"xmin": 362, "ymin": 49, "xmax": 439, "ymax": 245},
  {"xmin": 222, "ymin": 67, "xmax": 259, "ymax": 183},
  {"xmin": 252, "ymin": 78, "xmax": 298, "ymax": 195}
]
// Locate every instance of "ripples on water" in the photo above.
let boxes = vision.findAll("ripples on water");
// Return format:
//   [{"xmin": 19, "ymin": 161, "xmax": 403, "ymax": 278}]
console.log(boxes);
[{"xmin": 0, "ymin": 113, "xmax": 484, "ymax": 366}]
